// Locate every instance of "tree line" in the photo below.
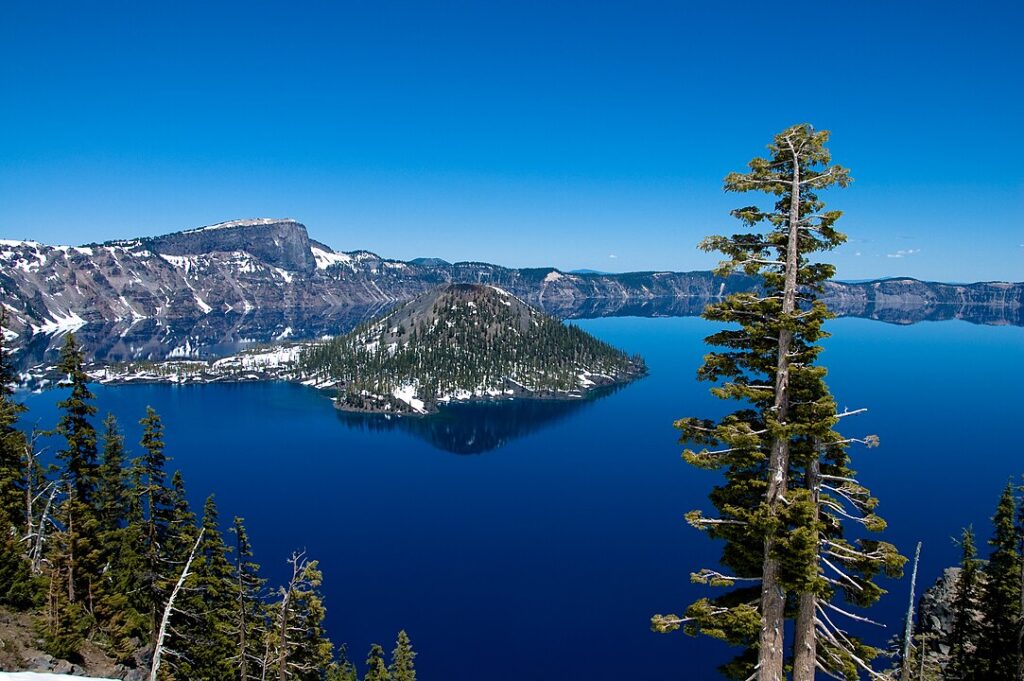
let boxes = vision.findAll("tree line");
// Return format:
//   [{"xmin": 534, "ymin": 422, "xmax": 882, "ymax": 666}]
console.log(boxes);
[{"xmin": 0, "ymin": 322, "xmax": 417, "ymax": 681}]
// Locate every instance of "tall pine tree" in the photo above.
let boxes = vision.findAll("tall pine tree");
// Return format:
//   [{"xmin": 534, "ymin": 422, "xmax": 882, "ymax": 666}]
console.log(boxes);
[
  {"xmin": 388, "ymin": 630, "xmax": 416, "ymax": 681},
  {"xmin": 652, "ymin": 124, "xmax": 902, "ymax": 680},
  {"xmin": 978, "ymin": 482, "xmax": 1022, "ymax": 680},
  {"xmin": 948, "ymin": 526, "xmax": 982, "ymax": 681}
]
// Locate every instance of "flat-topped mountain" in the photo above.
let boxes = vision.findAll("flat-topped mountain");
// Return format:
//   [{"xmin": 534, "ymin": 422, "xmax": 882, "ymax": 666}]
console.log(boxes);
[
  {"xmin": 299, "ymin": 283, "xmax": 646, "ymax": 413},
  {"xmin": 1, "ymin": 218, "xmax": 1021, "ymax": 341}
]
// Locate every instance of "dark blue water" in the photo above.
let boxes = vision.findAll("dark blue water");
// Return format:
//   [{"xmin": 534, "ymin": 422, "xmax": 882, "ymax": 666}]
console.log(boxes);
[{"xmin": 19, "ymin": 317, "xmax": 1024, "ymax": 680}]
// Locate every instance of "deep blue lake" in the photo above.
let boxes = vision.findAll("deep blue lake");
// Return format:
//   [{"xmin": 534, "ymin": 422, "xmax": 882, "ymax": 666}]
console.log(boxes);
[{"xmin": 18, "ymin": 317, "xmax": 1024, "ymax": 680}]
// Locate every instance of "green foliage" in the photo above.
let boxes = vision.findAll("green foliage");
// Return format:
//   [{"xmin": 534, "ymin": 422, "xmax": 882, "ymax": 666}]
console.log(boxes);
[
  {"xmin": 301, "ymin": 284, "xmax": 644, "ymax": 411},
  {"xmin": 363, "ymin": 643, "xmax": 390, "ymax": 681},
  {"xmin": 389, "ymin": 630, "xmax": 416, "ymax": 681},
  {"xmin": 0, "ymin": 351, "xmax": 392, "ymax": 676},
  {"xmin": 658, "ymin": 124, "xmax": 901, "ymax": 678},
  {"xmin": 948, "ymin": 526, "xmax": 983, "ymax": 681},
  {"xmin": 977, "ymin": 482, "xmax": 1022, "ymax": 679}
]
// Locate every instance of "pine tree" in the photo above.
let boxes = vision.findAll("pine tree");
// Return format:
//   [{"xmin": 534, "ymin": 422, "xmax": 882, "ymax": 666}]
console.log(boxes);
[
  {"xmin": 131, "ymin": 407, "xmax": 176, "ymax": 646},
  {"xmin": 326, "ymin": 644, "xmax": 359, "ymax": 681},
  {"xmin": 56, "ymin": 333, "xmax": 98, "ymax": 505},
  {"xmin": 652, "ymin": 124, "xmax": 902, "ymax": 681},
  {"xmin": 96, "ymin": 414, "xmax": 128, "ymax": 555},
  {"xmin": 363, "ymin": 643, "xmax": 389, "ymax": 681},
  {"xmin": 231, "ymin": 516, "xmax": 267, "ymax": 681},
  {"xmin": 54, "ymin": 333, "xmax": 102, "ymax": 609},
  {"xmin": 388, "ymin": 630, "xmax": 416, "ymax": 681},
  {"xmin": 948, "ymin": 527, "xmax": 983, "ymax": 681},
  {"xmin": 0, "ymin": 306, "xmax": 31, "ymax": 606},
  {"xmin": 268, "ymin": 552, "xmax": 334, "ymax": 680},
  {"xmin": 978, "ymin": 482, "xmax": 1022, "ymax": 679},
  {"xmin": 173, "ymin": 495, "xmax": 238, "ymax": 680}
]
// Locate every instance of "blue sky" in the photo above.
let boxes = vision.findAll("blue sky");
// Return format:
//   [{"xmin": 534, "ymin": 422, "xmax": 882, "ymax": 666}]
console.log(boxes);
[{"xmin": 1, "ymin": 1, "xmax": 1021, "ymax": 281}]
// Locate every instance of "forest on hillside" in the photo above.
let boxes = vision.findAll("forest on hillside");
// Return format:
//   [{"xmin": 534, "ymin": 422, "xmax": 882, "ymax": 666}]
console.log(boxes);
[{"xmin": 0, "ymin": 324, "xmax": 417, "ymax": 681}]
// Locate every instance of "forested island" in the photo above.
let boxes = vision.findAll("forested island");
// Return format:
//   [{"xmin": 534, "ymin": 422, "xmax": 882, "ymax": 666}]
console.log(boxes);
[
  {"xmin": 86, "ymin": 284, "xmax": 647, "ymax": 416},
  {"xmin": 299, "ymin": 283, "xmax": 646, "ymax": 414}
]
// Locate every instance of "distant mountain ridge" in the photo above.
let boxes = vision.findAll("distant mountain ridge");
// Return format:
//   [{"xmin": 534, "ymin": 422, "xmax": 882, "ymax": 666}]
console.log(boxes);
[{"xmin": 1, "ymin": 218, "xmax": 1021, "ymax": 339}]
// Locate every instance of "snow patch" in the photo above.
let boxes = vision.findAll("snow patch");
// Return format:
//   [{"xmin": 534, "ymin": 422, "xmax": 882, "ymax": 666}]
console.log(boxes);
[
  {"xmin": 544, "ymin": 271, "xmax": 562, "ymax": 282},
  {"xmin": 183, "ymin": 217, "xmax": 296, "ymax": 233},
  {"xmin": 311, "ymin": 246, "xmax": 353, "ymax": 270},
  {"xmin": 31, "ymin": 309, "xmax": 87, "ymax": 335},
  {"xmin": 392, "ymin": 384, "xmax": 426, "ymax": 413}
]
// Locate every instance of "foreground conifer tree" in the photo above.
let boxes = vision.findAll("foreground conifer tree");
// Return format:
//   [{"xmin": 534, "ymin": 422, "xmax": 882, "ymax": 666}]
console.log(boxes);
[
  {"xmin": 977, "ymin": 482, "xmax": 1022, "ymax": 679},
  {"xmin": 652, "ymin": 124, "xmax": 903, "ymax": 680},
  {"xmin": 948, "ymin": 527, "xmax": 982, "ymax": 681}
]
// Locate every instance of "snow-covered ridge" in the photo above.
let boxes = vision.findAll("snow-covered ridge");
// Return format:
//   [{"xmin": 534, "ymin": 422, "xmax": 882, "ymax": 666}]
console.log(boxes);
[{"xmin": 182, "ymin": 217, "xmax": 297, "ymax": 233}]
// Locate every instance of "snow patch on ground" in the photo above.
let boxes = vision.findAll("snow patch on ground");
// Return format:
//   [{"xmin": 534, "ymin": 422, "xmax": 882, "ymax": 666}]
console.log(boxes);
[
  {"xmin": 544, "ymin": 270, "xmax": 562, "ymax": 282},
  {"xmin": 391, "ymin": 384, "xmax": 426, "ymax": 413},
  {"xmin": 311, "ymin": 246, "xmax": 354, "ymax": 270},
  {"xmin": 31, "ymin": 310, "xmax": 87, "ymax": 335},
  {"xmin": 158, "ymin": 253, "xmax": 196, "ymax": 271},
  {"xmin": 183, "ymin": 217, "xmax": 295, "ymax": 233}
]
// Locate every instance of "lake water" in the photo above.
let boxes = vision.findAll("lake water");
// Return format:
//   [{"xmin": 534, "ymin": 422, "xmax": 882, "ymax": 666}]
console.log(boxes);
[{"xmin": 19, "ymin": 316, "xmax": 1024, "ymax": 680}]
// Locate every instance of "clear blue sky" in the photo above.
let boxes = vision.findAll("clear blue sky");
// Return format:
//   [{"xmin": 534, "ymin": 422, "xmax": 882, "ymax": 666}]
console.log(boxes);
[{"xmin": 1, "ymin": 1, "xmax": 1021, "ymax": 281}]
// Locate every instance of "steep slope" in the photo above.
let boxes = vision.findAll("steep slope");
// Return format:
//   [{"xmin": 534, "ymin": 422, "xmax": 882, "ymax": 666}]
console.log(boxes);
[
  {"xmin": 2, "ymin": 218, "xmax": 1021, "ymax": 342},
  {"xmin": 300, "ymin": 284, "xmax": 646, "ymax": 413}
]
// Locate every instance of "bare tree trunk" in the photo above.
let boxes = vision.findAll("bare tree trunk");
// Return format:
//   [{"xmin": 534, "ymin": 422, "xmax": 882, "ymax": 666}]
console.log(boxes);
[
  {"xmin": 758, "ymin": 137, "xmax": 801, "ymax": 681},
  {"xmin": 901, "ymin": 542, "xmax": 922, "ymax": 681},
  {"xmin": 277, "ymin": 587, "xmax": 290, "ymax": 681},
  {"xmin": 792, "ymin": 454, "xmax": 821, "ymax": 681},
  {"xmin": 150, "ymin": 528, "xmax": 203, "ymax": 681}
]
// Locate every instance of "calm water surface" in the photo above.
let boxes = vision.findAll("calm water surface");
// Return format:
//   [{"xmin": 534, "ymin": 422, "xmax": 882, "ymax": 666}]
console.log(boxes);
[{"xmin": 20, "ymin": 317, "xmax": 1024, "ymax": 680}]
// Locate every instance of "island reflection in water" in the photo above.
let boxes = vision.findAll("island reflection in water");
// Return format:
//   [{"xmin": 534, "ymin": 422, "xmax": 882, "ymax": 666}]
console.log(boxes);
[{"xmin": 334, "ymin": 384, "xmax": 628, "ymax": 454}]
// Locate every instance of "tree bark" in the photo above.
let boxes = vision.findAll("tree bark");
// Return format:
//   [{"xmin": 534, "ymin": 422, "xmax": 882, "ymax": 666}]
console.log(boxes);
[
  {"xmin": 150, "ymin": 528, "xmax": 203, "ymax": 681},
  {"xmin": 758, "ymin": 137, "xmax": 801, "ymax": 681},
  {"xmin": 901, "ymin": 542, "xmax": 922, "ymax": 681},
  {"xmin": 792, "ymin": 454, "xmax": 821, "ymax": 681}
]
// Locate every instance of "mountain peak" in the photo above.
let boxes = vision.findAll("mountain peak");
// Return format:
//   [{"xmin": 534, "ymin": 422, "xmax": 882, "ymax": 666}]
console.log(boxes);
[{"xmin": 150, "ymin": 217, "xmax": 315, "ymax": 272}]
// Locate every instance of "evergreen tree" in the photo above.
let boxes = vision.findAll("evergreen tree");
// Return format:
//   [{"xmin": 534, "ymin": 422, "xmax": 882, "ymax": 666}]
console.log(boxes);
[
  {"xmin": 948, "ymin": 527, "xmax": 983, "ymax": 681},
  {"xmin": 326, "ymin": 644, "xmax": 359, "ymax": 681},
  {"xmin": 54, "ymin": 333, "xmax": 102, "ymax": 609},
  {"xmin": 96, "ymin": 414, "xmax": 128, "ymax": 554},
  {"xmin": 56, "ymin": 333, "xmax": 98, "ymax": 505},
  {"xmin": 363, "ymin": 643, "xmax": 389, "ymax": 681},
  {"xmin": 0, "ymin": 306, "xmax": 31, "ymax": 606},
  {"xmin": 130, "ymin": 407, "xmax": 176, "ymax": 645},
  {"xmin": 388, "ymin": 630, "xmax": 416, "ymax": 681},
  {"xmin": 978, "ymin": 482, "xmax": 1022, "ymax": 679},
  {"xmin": 652, "ymin": 124, "xmax": 902, "ymax": 681},
  {"xmin": 173, "ymin": 495, "xmax": 238, "ymax": 680},
  {"xmin": 231, "ymin": 516, "xmax": 267, "ymax": 681},
  {"xmin": 268, "ymin": 552, "xmax": 334, "ymax": 680}
]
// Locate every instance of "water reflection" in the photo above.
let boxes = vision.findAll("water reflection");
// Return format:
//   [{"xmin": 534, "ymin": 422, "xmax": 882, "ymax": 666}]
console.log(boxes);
[{"xmin": 335, "ymin": 385, "xmax": 627, "ymax": 454}]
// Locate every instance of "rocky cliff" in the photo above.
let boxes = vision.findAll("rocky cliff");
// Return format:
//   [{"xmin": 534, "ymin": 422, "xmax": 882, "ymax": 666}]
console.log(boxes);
[{"xmin": 2, "ymin": 218, "xmax": 1021, "ymax": 345}]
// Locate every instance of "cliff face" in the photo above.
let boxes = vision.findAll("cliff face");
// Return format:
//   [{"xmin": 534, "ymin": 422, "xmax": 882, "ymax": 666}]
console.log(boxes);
[{"xmin": 1, "ymin": 218, "xmax": 1020, "ymax": 344}]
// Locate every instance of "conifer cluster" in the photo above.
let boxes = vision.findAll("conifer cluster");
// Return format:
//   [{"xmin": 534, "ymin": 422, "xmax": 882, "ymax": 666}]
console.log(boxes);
[
  {"xmin": 0, "ymin": 320, "xmax": 417, "ymax": 680},
  {"xmin": 300, "ymin": 284, "xmax": 644, "ymax": 411},
  {"xmin": 932, "ymin": 481, "xmax": 1024, "ymax": 681}
]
